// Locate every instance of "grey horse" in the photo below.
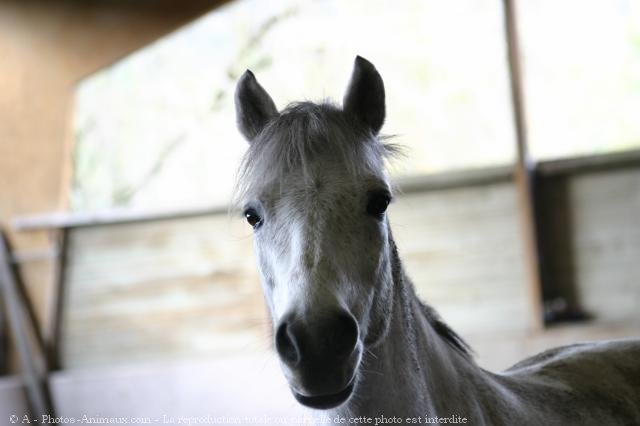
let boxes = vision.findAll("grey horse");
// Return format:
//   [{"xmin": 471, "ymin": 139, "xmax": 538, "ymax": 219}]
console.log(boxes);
[{"xmin": 233, "ymin": 56, "xmax": 640, "ymax": 425}]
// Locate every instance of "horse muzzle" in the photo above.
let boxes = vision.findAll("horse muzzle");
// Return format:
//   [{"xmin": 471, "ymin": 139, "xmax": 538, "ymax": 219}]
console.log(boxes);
[{"xmin": 275, "ymin": 310, "xmax": 361, "ymax": 409}]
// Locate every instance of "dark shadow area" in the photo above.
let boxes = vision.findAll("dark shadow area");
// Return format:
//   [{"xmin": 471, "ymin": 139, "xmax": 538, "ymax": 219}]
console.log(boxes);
[{"xmin": 535, "ymin": 173, "xmax": 590, "ymax": 324}]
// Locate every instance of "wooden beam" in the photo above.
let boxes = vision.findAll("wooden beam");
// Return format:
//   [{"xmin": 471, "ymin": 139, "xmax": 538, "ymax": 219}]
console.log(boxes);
[
  {"xmin": 396, "ymin": 165, "xmax": 514, "ymax": 194},
  {"xmin": 11, "ymin": 166, "xmax": 515, "ymax": 232},
  {"xmin": 12, "ymin": 204, "xmax": 230, "ymax": 232},
  {"xmin": 44, "ymin": 229, "xmax": 68, "ymax": 371},
  {"xmin": 503, "ymin": 0, "xmax": 544, "ymax": 331},
  {"xmin": 0, "ymin": 273, "xmax": 6, "ymax": 375},
  {"xmin": 0, "ymin": 231, "xmax": 56, "ymax": 416},
  {"xmin": 11, "ymin": 148, "xmax": 640, "ymax": 234},
  {"xmin": 536, "ymin": 149, "xmax": 640, "ymax": 177}
]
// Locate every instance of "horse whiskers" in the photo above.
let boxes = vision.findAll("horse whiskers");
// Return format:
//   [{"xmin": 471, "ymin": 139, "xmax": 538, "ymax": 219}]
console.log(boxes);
[
  {"xmin": 357, "ymin": 366, "xmax": 385, "ymax": 378},
  {"xmin": 364, "ymin": 347, "xmax": 379, "ymax": 360}
]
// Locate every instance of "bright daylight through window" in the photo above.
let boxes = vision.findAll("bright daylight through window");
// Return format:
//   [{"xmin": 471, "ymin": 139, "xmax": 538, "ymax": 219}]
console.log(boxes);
[{"xmin": 72, "ymin": 0, "xmax": 515, "ymax": 211}]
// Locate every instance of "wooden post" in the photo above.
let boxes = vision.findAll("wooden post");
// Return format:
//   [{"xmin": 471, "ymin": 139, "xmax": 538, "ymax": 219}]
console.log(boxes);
[
  {"xmin": 45, "ymin": 229, "xmax": 68, "ymax": 370},
  {"xmin": 0, "ymin": 268, "xmax": 6, "ymax": 375},
  {"xmin": 503, "ymin": 0, "xmax": 544, "ymax": 331},
  {"xmin": 0, "ymin": 231, "xmax": 56, "ymax": 417}
]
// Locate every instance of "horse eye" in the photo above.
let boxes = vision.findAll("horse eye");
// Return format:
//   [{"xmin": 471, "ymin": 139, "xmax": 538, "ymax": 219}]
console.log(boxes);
[
  {"xmin": 244, "ymin": 208, "xmax": 262, "ymax": 228},
  {"xmin": 366, "ymin": 192, "xmax": 391, "ymax": 217}
]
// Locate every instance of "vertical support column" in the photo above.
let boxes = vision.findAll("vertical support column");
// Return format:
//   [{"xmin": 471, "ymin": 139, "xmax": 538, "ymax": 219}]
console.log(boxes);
[
  {"xmin": 45, "ymin": 228, "xmax": 68, "ymax": 371},
  {"xmin": 503, "ymin": 0, "xmax": 544, "ymax": 331},
  {"xmin": 0, "ymin": 266, "xmax": 6, "ymax": 375}
]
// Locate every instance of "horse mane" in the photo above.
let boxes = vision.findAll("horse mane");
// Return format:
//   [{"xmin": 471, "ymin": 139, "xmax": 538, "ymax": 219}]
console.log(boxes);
[
  {"xmin": 233, "ymin": 101, "xmax": 401, "ymax": 207},
  {"xmin": 419, "ymin": 301, "xmax": 474, "ymax": 358},
  {"xmin": 390, "ymin": 236, "xmax": 473, "ymax": 359}
]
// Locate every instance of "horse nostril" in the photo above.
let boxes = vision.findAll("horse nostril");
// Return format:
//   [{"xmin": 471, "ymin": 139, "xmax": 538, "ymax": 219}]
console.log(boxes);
[
  {"xmin": 331, "ymin": 312, "xmax": 359, "ymax": 358},
  {"xmin": 276, "ymin": 321, "xmax": 301, "ymax": 366}
]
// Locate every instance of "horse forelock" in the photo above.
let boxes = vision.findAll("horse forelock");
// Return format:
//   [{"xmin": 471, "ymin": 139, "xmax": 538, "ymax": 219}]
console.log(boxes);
[{"xmin": 233, "ymin": 101, "xmax": 401, "ymax": 208}]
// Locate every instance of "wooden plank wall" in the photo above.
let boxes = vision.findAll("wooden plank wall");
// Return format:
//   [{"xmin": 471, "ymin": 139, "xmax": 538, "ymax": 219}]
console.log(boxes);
[
  {"xmin": 60, "ymin": 182, "xmax": 533, "ymax": 369},
  {"xmin": 59, "ymin": 168, "xmax": 640, "ymax": 369},
  {"xmin": 391, "ymin": 183, "xmax": 531, "ymax": 334},
  {"xmin": 61, "ymin": 216, "xmax": 267, "ymax": 369}
]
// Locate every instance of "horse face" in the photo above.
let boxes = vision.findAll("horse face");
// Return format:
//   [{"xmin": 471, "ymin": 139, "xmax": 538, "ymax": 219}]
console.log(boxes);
[
  {"xmin": 235, "ymin": 57, "xmax": 393, "ymax": 409},
  {"xmin": 250, "ymin": 165, "xmax": 393, "ymax": 407}
]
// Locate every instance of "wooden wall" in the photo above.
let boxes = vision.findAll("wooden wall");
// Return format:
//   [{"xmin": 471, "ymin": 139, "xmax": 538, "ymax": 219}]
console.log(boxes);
[
  {"xmin": 392, "ymin": 183, "xmax": 531, "ymax": 334},
  {"xmin": 60, "ymin": 181, "xmax": 533, "ymax": 369},
  {"xmin": 58, "ymin": 164, "xmax": 640, "ymax": 370},
  {"xmin": 61, "ymin": 215, "xmax": 265, "ymax": 368}
]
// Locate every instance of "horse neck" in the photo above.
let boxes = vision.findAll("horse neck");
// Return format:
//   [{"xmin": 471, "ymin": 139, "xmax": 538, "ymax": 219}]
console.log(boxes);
[{"xmin": 340, "ymin": 235, "xmax": 503, "ymax": 419}]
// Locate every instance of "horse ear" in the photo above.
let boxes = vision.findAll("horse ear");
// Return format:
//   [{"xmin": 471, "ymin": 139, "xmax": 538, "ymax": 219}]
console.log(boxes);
[
  {"xmin": 343, "ymin": 56, "xmax": 386, "ymax": 135},
  {"xmin": 235, "ymin": 70, "xmax": 278, "ymax": 142}
]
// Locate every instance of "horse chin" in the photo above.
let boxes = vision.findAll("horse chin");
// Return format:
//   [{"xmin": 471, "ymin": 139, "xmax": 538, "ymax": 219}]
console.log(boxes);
[
  {"xmin": 291, "ymin": 376, "xmax": 356, "ymax": 410},
  {"xmin": 286, "ymin": 356, "xmax": 360, "ymax": 410}
]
